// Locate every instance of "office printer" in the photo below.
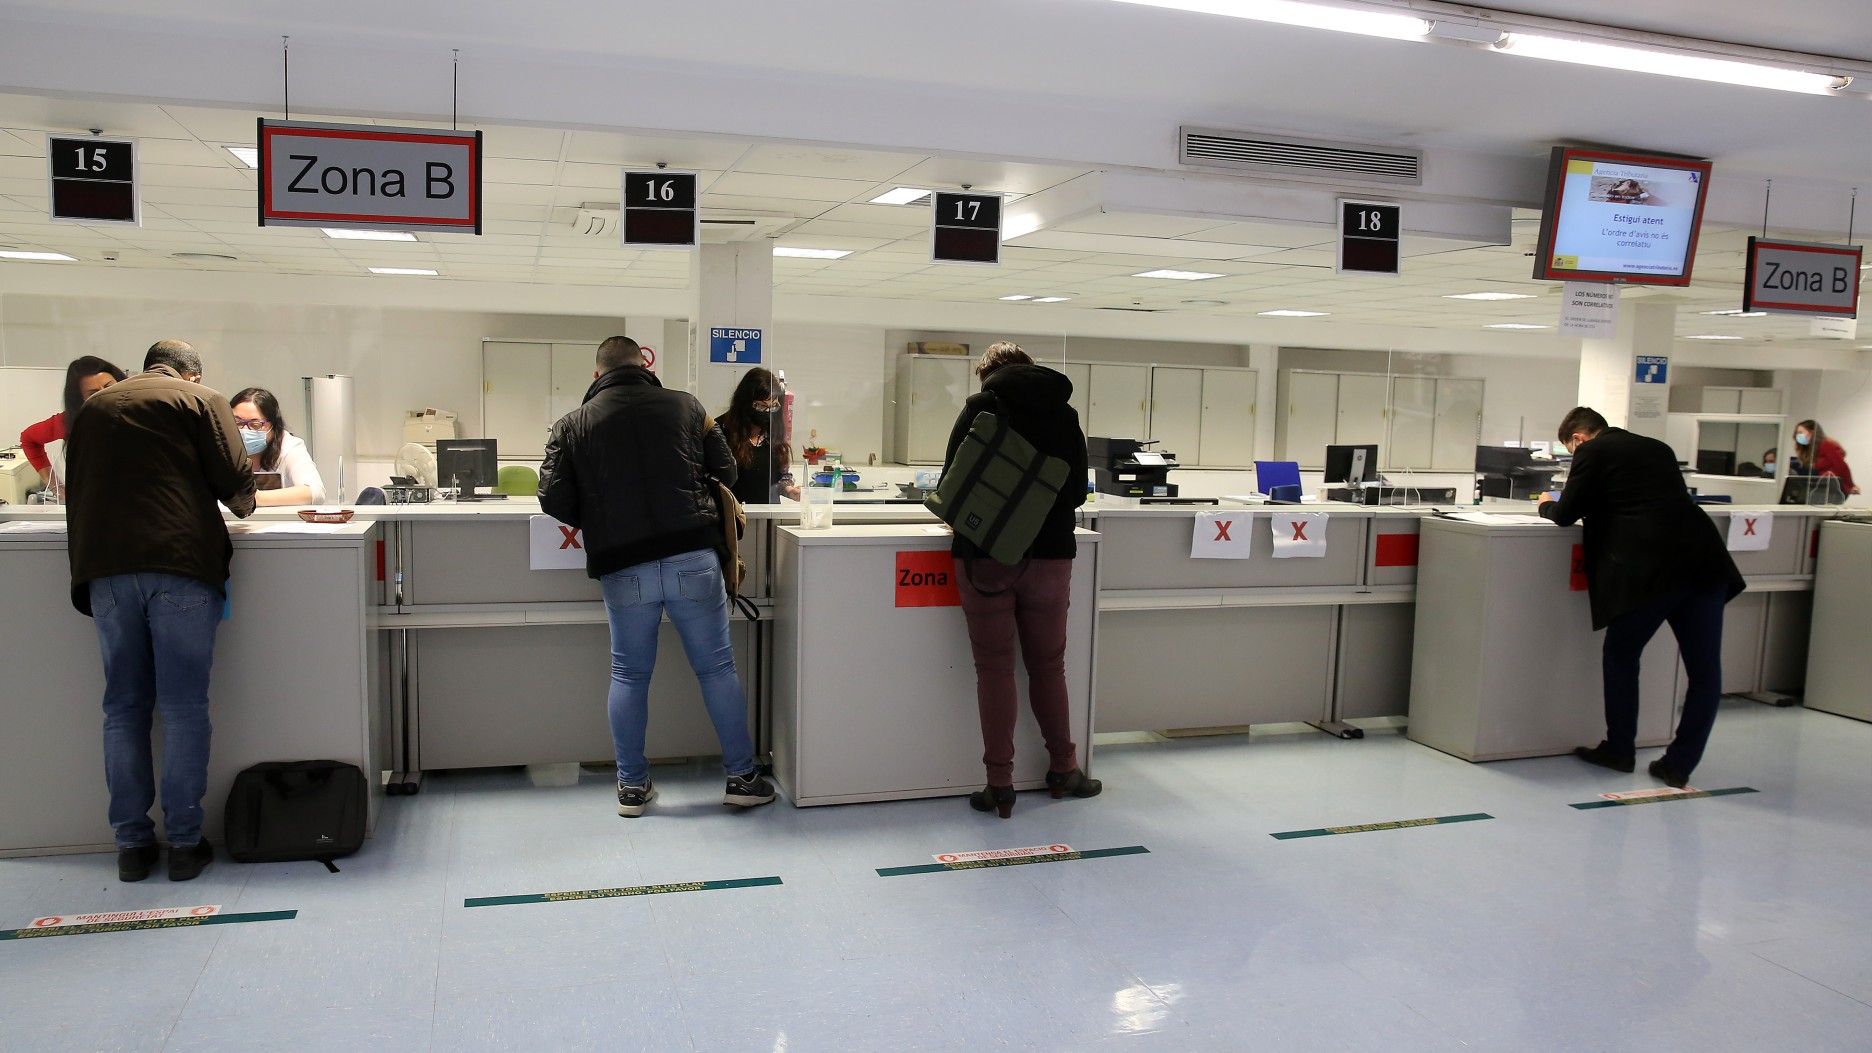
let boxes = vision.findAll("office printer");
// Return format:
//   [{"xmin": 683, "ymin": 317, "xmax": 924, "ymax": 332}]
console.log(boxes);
[
  {"xmin": 0, "ymin": 447, "xmax": 41, "ymax": 505},
  {"xmin": 1474, "ymin": 445, "xmax": 1564, "ymax": 499},
  {"xmin": 1088, "ymin": 437, "xmax": 1180, "ymax": 498}
]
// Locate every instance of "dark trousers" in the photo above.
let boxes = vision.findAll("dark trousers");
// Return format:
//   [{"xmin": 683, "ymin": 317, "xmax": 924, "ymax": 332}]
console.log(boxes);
[
  {"xmin": 956, "ymin": 558, "xmax": 1079, "ymax": 787},
  {"xmin": 1602, "ymin": 583, "xmax": 1728, "ymax": 775}
]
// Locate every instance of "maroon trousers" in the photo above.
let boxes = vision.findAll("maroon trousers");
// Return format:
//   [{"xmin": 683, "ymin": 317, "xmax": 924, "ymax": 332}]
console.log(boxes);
[{"xmin": 956, "ymin": 558, "xmax": 1079, "ymax": 787}]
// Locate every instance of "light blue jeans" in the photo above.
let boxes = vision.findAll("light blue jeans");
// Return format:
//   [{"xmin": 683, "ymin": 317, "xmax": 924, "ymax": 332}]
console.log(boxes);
[
  {"xmin": 600, "ymin": 549, "xmax": 756, "ymax": 786},
  {"xmin": 89, "ymin": 573, "xmax": 222, "ymax": 849}
]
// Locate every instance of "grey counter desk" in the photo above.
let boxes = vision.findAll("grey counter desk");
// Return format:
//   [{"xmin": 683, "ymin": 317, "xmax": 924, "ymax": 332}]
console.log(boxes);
[
  {"xmin": 1803, "ymin": 520, "xmax": 1872, "ymax": 722},
  {"xmin": 0, "ymin": 519, "xmax": 381, "ymax": 856},
  {"xmin": 771, "ymin": 524, "xmax": 1099, "ymax": 805}
]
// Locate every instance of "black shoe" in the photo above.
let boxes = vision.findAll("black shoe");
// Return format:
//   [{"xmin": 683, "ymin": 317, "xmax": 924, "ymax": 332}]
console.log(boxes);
[
  {"xmin": 617, "ymin": 781, "xmax": 657, "ymax": 818},
  {"xmin": 1045, "ymin": 769, "xmax": 1103, "ymax": 800},
  {"xmin": 1573, "ymin": 742, "xmax": 1635, "ymax": 773},
  {"xmin": 724, "ymin": 772, "xmax": 777, "ymax": 808},
  {"xmin": 168, "ymin": 838, "xmax": 213, "ymax": 882},
  {"xmin": 117, "ymin": 845, "xmax": 160, "ymax": 883},
  {"xmin": 1649, "ymin": 759, "xmax": 1691, "ymax": 789},
  {"xmin": 968, "ymin": 785, "xmax": 1016, "ymax": 819}
]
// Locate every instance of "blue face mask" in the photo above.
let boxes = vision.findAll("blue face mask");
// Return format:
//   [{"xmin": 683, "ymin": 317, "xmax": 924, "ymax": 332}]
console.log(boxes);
[
  {"xmin": 240, "ymin": 428, "xmax": 268, "ymax": 456},
  {"xmin": 1795, "ymin": 432, "xmax": 1811, "ymax": 447},
  {"xmin": 1761, "ymin": 462, "xmax": 1776, "ymax": 477}
]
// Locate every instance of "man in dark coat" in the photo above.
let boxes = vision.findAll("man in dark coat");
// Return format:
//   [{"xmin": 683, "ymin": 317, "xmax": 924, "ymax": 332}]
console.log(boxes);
[{"xmin": 1541, "ymin": 406, "xmax": 1745, "ymax": 787}]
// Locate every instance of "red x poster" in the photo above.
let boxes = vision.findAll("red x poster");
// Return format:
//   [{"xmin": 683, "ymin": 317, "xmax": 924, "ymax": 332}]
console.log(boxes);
[
  {"xmin": 1270, "ymin": 512, "xmax": 1329, "ymax": 558},
  {"xmin": 1190, "ymin": 511, "xmax": 1253, "ymax": 559},
  {"xmin": 528, "ymin": 515, "xmax": 588, "ymax": 571}
]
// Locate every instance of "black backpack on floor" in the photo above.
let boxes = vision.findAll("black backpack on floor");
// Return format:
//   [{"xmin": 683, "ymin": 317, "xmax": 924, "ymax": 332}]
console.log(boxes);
[{"xmin": 225, "ymin": 760, "xmax": 367, "ymax": 871}]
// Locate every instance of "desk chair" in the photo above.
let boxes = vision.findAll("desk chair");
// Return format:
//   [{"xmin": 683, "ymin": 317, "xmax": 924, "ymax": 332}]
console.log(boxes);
[
  {"xmin": 1254, "ymin": 460, "xmax": 1302, "ymax": 496},
  {"xmin": 496, "ymin": 465, "xmax": 540, "ymax": 498}
]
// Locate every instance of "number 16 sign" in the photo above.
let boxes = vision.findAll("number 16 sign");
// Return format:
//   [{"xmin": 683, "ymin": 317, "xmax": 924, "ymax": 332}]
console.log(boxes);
[{"xmin": 622, "ymin": 170, "xmax": 699, "ymax": 249}]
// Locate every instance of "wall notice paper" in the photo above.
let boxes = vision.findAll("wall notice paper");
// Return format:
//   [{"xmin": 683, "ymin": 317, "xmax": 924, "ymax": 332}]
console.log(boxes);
[
  {"xmin": 1270, "ymin": 512, "xmax": 1328, "ymax": 558},
  {"xmin": 1559, "ymin": 282, "xmax": 1621, "ymax": 337},
  {"xmin": 528, "ymin": 515, "xmax": 587, "ymax": 571},
  {"xmin": 1727, "ymin": 511, "xmax": 1773, "ymax": 552},
  {"xmin": 1190, "ymin": 511, "xmax": 1253, "ymax": 559}
]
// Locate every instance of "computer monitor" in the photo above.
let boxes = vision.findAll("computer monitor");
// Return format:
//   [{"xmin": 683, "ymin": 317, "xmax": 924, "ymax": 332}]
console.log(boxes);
[
  {"xmin": 1781, "ymin": 474, "xmax": 1846, "ymax": 506},
  {"xmin": 1695, "ymin": 450, "xmax": 1736, "ymax": 476},
  {"xmin": 436, "ymin": 439, "xmax": 499, "ymax": 501},
  {"xmin": 1324, "ymin": 444, "xmax": 1379, "ymax": 485}
]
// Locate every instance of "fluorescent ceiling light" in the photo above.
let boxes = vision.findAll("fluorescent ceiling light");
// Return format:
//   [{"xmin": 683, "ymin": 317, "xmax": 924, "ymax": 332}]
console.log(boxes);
[
  {"xmin": 999, "ymin": 294, "xmax": 1034, "ymax": 301},
  {"xmin": 1700, "ymin": 309, "xmax": 1767, "ymax": 316},
  {"xmin": 1033, "ymin": 296, "xmax": 1072, "ymax": 303},
  {"xmin": 0, "ymin": 250, "xmax": 76, "ymax": 261},
  {"xmin": 1426, "ymin": 20, "xmax": 1506, "ymax": 45},
  {"xmin": 324, "ymin": 228, "xmax": 417, "ymax": 241},
  {"xmin": 1110, "ymin": 0, "xmax": 1430, "ymax": 41},
  {"xmin": 1685, "ymin": 334, "xmax": 1744, "ymax": 340},
  {"xmin": 225, "ymin": 146, "xmax": 259, "ymax": 169},
  {"xmin": 1134, "ymin": 268, "xmax": 1223, "ymax": 280},
  {"xmin": 1494, "ymin": 33, "xmax": 1849, "ymax": 95},
  {"xmin": 870, "ymin": 187, "xmax": 931, "ymax": 206},
  {"xmin": 1446, "ymin": 291, "xmax": 1536, "ymax": 301},
  {"xmin": 1259, "ymin": 309, "xmax": 1328, "ymax": 317},
  {"xmin": 368, "ymin": 267, "xmax": 438, "ymax": 276},
  {"xmin": 1486, "ymin": 323, "xmax": 1550, "ymax": 330},
  {"xmin": 773, "ymin": 247, "xmax": 852, "ymax": 259}
]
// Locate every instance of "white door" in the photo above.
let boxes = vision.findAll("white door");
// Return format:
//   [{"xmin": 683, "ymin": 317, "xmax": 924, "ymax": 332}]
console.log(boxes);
[
  {"xmin": 907, "ymin": 356, "xmax": 972, "ymax": 463},
  {"xmin": 1282, "ymin": 371, "xmax": 1339, "ymax": 466},
  {"xmin": 1431, "ymin": 378, "xmax": 1485, "ymax": 470},
  {"xmin": 548, "ymin": 342, "xmax": 594, "ymax": 428},
  {"xmin": 1388, "ymin": 376, "xmax": 1437, "ymax": 470},
  {"xmin": 1150, "ymin": 366, "xmax": 1205, "ymax": 464},
  {"xmin": 1336, "ymin": 372, "xmax": 1390, "ymax": 450},
  {"xmin": 1198, "ymin": 368, "xmax": 1258, "ymax": 466},
  {"xmin": 1087, "ymin": 364, "xmax": 1151, "ymax": 441},
  {"xmin": 482, "ymin": 341, "xmax": 550, "ymax": 458},
  {"xmin": 1053, "ymin": 361, "xmax": 1093, "ymax": 430}
]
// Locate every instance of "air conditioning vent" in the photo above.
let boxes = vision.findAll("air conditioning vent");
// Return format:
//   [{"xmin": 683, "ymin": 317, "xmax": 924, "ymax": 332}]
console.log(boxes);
[{"xmin": 1179, "ymin": 127, "xmax": 1423, "ymax": 186}]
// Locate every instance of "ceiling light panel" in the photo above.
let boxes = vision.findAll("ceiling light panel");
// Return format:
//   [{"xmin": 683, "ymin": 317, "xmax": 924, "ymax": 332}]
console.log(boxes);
[
  {"xmin": 1495, "ymin": 33, "xmax": 1848, "ymax": 95},
  {"xmin": 869, "ymin": 187, "xmax": 932, "ymax": 206},
  {"xmin": 1110, "ymin": 0, "xmax": 1430, "ymax": 41},
  {"xmin": 773, "ymin": 247, "xmax": 853, "ymax": 259},
  {"xmin": 1133, "ymin": 268, "xmax": 1224, "ymax": 280},
  {"xmin": 324, "ymin": 228, "xmax": 418, "ymax": 242},
  {"xmin": 0, "ymin": 250, "xmax": 77, "ymax": 261},
  {"xmin": 1486, "ymin": 323, "xmax": 1550, "ymax": 330},
  {"xmin": 369, "ymin": 267, "xmax": 438, "ymax": 276},
  {"xmin": 1445, "ymin": 291, "xmax": 1536, "ymax": 301},
  {"xmin": 1259, "ymin": 309, "xmax": 1329, "ymax": 317}
]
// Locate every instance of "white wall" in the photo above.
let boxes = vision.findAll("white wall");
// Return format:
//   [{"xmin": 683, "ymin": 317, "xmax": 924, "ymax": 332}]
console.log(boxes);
[{"xmin": 1279, "ymin": 346, "xmax": 1581, "ymax": 449}]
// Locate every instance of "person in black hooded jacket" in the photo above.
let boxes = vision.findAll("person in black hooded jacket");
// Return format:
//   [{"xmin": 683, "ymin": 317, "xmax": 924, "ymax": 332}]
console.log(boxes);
[
  {"xmin": 940, "ymin": 342, "xmax": 1098, "ymax": 818},
  {"xmin": 539, "ymin": 336, "xmax": 776, "ymax": 818}
]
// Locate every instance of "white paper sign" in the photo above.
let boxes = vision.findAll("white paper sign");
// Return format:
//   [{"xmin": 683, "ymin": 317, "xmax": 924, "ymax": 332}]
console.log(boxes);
[
  {"xmin": 1559, "ymin": 282, "xmax": 1621, "ymax": 337},
  {"xmin": 528, "ymin": 515, "xmax": 587, "ymax": 570},
  {"xmin": 1726, "ymin": 511, "xmax": 1773, "ymax": 552},
  {"xmin": 1810, "ymin": 316, "xmax": 1859, "ymax": 340},
  {"xmin": 1270, "ymin": 512, "xmax": 1329, "ymax": 558},
  {"xmin": 1190, "ymin": 511, "xmax": 1253, "ymax": 559}
]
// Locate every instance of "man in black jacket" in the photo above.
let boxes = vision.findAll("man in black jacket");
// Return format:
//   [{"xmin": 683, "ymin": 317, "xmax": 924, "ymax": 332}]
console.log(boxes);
[
  {"xmin": 539, "ymin": 336, "xmax": 775, "ymax": 817},
  {"xmin": 1541, "ymin": 407, "xmax": 1745, "ymax": 787}
]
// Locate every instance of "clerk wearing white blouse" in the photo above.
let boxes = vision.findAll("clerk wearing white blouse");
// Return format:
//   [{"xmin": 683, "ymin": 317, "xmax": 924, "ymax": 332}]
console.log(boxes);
[{"xmin": 230, "ymin": 387, "xmax": 327, "ymax": 507}]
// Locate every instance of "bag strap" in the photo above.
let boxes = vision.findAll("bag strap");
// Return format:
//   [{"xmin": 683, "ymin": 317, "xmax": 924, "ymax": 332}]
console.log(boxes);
[
  {"xmin": 979, "ymin": 441, "xmax": 1051, "ymax": 558},
  {"xmin": 731, "ymin": 593, "xmax": 760, "ymax": 621},
  {"xmin": 948, "ymin": 394, "xmax": 1006, "ymax": 512}
]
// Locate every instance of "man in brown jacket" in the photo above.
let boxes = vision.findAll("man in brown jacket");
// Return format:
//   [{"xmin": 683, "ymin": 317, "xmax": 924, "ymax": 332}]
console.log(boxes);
[{"xmin": 65, "ymin": 339, "xmax": 256, "ymax": 882}]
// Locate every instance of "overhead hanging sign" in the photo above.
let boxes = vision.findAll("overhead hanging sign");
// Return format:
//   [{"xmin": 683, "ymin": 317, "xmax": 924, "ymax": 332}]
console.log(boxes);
[
  {"xmin": 1744, "ymin": 238, "xmax": 1861, "ymax": 316},
  {"xmin": 621, "ymin": 170, "xmax": 699, "ymax": 249},
  {"xmin": 258, "ymin": 119, "xmax": 482, "ymax": 232},
  {"xmin": 1336, "ymin": 199, "xmax": 1400, "ymax": 276},
  {"xmin": 931, "ymin": 191, "xmax": 1002, "ymax": 265},
  {"xmin": 47, "ymin": 135, "xmax": 139, "ymax": 225},
  {"xmin": 1559, "ymin": 282, "xmax": 1621, "ymax": 338}
]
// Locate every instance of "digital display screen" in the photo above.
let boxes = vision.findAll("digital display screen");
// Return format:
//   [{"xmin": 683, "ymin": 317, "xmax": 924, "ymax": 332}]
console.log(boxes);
[{"xmin": 1533, "ymin": 148, "xmax": 1713, "ymax": 286}]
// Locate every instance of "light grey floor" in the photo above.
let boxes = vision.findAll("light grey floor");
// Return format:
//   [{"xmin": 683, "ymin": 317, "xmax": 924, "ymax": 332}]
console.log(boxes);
[{"xmin": 2, "ymin": 700, "xmax": 1869, "ymax": 1052}]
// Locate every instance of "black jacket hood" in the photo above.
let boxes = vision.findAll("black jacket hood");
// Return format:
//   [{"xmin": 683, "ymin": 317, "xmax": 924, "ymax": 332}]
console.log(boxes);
[
  {"xmin": 981, "ymin": 363, "xmax": 1072, "ymax": 408},
  {"xmin": 584, "ymin": 365, "xmax": 662, "ymax": 403}
]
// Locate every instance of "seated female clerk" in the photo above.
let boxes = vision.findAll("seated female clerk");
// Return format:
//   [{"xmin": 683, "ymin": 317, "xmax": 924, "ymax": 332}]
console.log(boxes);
[
  {"xmin": 719, "ymin": 367, "xmax": 800, "ymax": 505},
  {"xmin": 19, "ymin": 356, "xmax": 126, "ymax": 495},
  {"xmin": 230, "ymin": 387, "xmax": 327, "ymax": 506}
]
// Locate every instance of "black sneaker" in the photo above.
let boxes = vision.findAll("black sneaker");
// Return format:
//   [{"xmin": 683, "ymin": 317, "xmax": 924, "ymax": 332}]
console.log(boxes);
[
  {"xmin": 617, "ymin": 781, "xmax": 657, "ymax": 818},
  {"xmin": 1573, "ymin": 742, "xmax": 1635, "ymax": 773},
  {"xmin": 117, "ymin": 845, "xmax": 160, "ymax": 883},
  {"xmin": 168, "ymin": 838, "xmax": 213, "ymax": 882},
  {"xmin": 724, "ymin": 772, "xmax": 777, "ymax": 808},
  {"xmin": 1649, "ymin": 759, "xmax": 1691, "ymax": 789}
]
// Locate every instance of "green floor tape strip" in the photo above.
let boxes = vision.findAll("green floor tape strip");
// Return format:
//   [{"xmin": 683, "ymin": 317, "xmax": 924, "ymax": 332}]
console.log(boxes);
[
  {"xmin": 1, "ymin": 909, "xmax": 296, "ymax": 942},
  {"xmin": 1271, "ymin": 812, "xmax": 1494, "ymax": 840},
  {"xmin": 1570, "ymin": 787, "xmax": 1758, "ymax": 810},
  {"xmin": 877, "ymin": 845, "xmax": 1149, "ymax": 877},
  {"xmin": 465, "ymin": 875, "xmax": 782, "ymax": 908}
]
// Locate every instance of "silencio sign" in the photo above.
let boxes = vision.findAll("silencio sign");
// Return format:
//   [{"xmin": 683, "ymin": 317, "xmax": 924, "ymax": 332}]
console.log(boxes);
[
  {"xmin": 1743, "ymin": 237, "xmax": 1862, "ymax": 317},
  {"xmin": 257, "ymin": 118, "xmax": 482, "ymax": 233}
]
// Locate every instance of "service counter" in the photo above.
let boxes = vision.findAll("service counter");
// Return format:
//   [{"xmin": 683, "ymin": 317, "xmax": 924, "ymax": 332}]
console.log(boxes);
[
  {"xmin": 0, "ymin": 519, "xmax": 381, "ymax": 855},
  {"xmin": 1803, "ymin": 520, "xmax": 1872, "ymax": 723},
  {"xmin": 770, "ymin": 524, "xmax": 1099, "ymax": 805}
]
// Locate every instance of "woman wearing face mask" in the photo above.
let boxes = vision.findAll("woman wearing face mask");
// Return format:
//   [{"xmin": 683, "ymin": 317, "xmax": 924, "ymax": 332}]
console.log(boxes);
[
  {"xmin": 229, "ymin": 387, "xmax": 326, "ymax": 507},
  {"xmin": 1793, "ymin": 419, "xmax": 1857, "ymax": 499},
  {"xmin": 19, "ymin": 356, "xmax": 126, "ymax": 497},
  {"xmin": 1759, "ymin": 449, "xmax": 1777, "ymax": 478},
  {"xmin": 719, "ymin": 367, "xmax": 798, "ymax": 505}
]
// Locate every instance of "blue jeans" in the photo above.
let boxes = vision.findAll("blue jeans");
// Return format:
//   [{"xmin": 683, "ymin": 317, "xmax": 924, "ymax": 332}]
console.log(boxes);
[
  {"xmin": 600, "ymin": 549, "xmax": 755, "ymax": 786},
  {"xmin": 89, "ymin": 573, "xmax": 222, "ymax": 849}
]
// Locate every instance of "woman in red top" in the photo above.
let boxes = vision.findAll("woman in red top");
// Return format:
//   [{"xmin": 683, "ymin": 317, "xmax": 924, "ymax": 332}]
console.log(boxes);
[
  {"xmin": 19, "ymin": 356, "xmax": 126, "ymax": 493},
  {"xmin": 1794, "ymin": 419, "xmax": 1858, "ymax": 499}
]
